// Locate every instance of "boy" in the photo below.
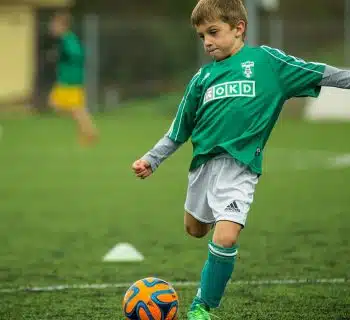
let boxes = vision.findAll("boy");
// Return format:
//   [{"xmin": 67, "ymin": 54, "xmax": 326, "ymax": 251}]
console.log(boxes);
[
  {"xmin": 132, "ymin": 0, "xmax": 350, "ymax": 319},
  {"xmin": 48, "ymin": 10, "xmax": 98, "ymax": 145}
]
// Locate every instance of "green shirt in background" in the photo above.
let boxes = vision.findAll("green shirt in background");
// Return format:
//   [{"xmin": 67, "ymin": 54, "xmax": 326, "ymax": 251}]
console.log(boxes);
[{"xmin": 56, "ymin": 31, "xmax": 85, "ymax": 86}]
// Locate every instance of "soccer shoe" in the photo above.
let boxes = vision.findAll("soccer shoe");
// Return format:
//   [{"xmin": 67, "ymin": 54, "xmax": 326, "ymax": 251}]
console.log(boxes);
[{"xmin": 187, "ymin": 304, "xmax": 212, "ymax": 320}]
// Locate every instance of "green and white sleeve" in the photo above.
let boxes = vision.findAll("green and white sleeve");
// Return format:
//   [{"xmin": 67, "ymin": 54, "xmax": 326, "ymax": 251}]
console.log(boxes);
[
  {"xmin": 261, "ymin": 45, "xmax": 326, "ymax": 98},
  {"xmin": 167, "ymin": 69, "xmax": 202, "ymax": 143}
]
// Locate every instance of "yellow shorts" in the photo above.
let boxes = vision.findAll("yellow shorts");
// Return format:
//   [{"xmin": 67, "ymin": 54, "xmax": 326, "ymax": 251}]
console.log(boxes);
[{"xmin": 49, "ymin": 85, "xmax": 85, "ymax": 110}]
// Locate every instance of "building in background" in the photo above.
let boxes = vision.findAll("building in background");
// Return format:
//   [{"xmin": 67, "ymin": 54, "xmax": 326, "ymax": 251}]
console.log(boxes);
[{"xmin": 0, "ymin": 0, "xmax": 73, "ymax": 110}]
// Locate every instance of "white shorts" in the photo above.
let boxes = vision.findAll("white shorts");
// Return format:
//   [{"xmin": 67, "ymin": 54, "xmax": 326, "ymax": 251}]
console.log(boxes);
[{"xmin": 185, "ymin": 156, "xmax": 258, "ymax": 227}]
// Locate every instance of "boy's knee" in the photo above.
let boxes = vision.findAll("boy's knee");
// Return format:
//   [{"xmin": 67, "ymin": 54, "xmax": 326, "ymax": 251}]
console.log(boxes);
[
  {"xmin": 213, "ymin": 234, "xmax": 238, "ymax": 248},
  {"xmin": 185, "ymin": 224, "xmax": 208, "ymax": 238},
  {"xmin": 212, "ymin": 221, "xmax": 242, "ymax": 248},
  {"xmin": 184, "ymin": 211, "xmax": 211, "ymax": 238}
]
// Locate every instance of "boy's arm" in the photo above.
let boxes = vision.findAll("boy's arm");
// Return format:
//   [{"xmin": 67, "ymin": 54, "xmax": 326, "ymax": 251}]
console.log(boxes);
[
  {"xmin": 141, "ymin": 135, "xmax": 182, "ymax": 172},
  {"xmin": 319, "ymin": 65, "xmax": 350, "ymax": 88},
  {"xmin": 261, "ymin": 46, "xmax": 325, "ymax": 98},
  {"xmin": 138, "ymin": 68, "xmax": 202, "ymax": 173}
]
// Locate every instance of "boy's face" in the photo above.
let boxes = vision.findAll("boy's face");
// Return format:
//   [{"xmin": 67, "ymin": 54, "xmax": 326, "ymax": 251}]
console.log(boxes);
[
  {"xmin": 49, "ymin": 16, "xmax": 67, "ymax": 37},
  {"xmin": 195, "ymin": 20, "xmax": 245, "ymax": 61}
]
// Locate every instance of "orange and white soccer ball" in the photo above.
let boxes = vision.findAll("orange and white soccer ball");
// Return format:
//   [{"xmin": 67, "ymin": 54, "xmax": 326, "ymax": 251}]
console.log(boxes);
[{"xmin": 122, "ymin": 277, "xmax": 179, "ymax": 320}]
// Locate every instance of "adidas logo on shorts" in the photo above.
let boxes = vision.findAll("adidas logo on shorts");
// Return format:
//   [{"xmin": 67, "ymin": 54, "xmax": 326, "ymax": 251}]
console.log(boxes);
[{"xmin": 225, "ymin": 201, "xmax": 240, "ymax": 212}]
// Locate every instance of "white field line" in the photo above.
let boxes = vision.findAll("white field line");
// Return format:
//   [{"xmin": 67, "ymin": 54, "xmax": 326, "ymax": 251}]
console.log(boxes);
[
  {"xmin": 0, "ymin": 278, "xmax": 348, "ymax": 294},
  {"xmin": 329, "ymin": 153, "xmax": 350, "ymax": 168}
]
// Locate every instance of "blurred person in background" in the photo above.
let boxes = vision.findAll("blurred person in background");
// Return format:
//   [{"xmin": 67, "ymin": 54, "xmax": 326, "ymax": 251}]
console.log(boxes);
[{"xmin": 48, "ymin": 10, "xmax": 98, "ymax": 146}]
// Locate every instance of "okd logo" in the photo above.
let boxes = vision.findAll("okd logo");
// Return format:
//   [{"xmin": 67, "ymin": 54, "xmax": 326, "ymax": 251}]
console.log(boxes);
[{"xmin": 203, "ymin": 81, "xmax": 255, "ymax": 104}]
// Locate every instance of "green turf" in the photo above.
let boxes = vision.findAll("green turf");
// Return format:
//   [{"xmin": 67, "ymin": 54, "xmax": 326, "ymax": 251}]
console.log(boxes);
[
  {"xmin": 2, "ymin": 285, "xmax": 349, "ymax": 319},
  {"xmin": 0, "ymin": 106, "xmax": 349, "ymax": 319}
]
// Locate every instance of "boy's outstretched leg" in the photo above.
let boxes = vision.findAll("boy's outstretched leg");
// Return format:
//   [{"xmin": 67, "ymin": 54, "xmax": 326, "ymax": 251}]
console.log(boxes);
[
  {"xmin": 188, "ymin": 221, "xmax": 241, "ymax": 320},
  {"xmin": 72, "ymin": 108, "xmax": 98, "ymax": 146}
]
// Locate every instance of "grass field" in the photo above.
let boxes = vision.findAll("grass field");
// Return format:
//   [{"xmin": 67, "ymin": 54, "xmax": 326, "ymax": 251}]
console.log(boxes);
[{"xmin": 0, "ymin": 102, "xmax": 349, "ymax": 319}]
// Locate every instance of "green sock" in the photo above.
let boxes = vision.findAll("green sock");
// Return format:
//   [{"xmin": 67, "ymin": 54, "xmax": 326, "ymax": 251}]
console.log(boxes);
[{"xmin": 190, "ymin": 241, "xmax": 238, "ymax": 310}]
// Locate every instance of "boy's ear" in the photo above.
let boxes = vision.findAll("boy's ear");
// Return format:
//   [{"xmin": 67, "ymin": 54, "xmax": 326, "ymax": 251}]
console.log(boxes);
[{"xmin": 235, "ymin": 20, "xmax": 246, "ymax": 38}]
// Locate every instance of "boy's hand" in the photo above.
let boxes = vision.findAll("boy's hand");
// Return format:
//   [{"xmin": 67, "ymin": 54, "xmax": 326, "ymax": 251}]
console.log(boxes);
[{"xmin": 132, "ymin": 159, "xmax": 153, "ymax": 179}]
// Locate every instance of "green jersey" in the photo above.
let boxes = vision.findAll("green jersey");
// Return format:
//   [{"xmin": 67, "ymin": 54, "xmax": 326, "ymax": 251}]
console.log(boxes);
[
  {"xmin": 167, "ymin": 45, "xmax": 326, "ymax": 174},
  {"xmin": 56, "ymin": 32, "xmax": 84, "ymax": 86}
]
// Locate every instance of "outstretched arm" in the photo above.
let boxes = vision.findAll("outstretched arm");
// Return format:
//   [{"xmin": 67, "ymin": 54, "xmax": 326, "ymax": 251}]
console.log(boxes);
[
  {"xmin": 141, "ymin": 135, "xmax": 182, "ymax": 172},
  {"xmin": 261, "ymin": 46, "xmax": 350, "ymax": 98},
  {"xmin": 319, "ymin": 65, "xmax": 350, "ymax": 89},
  {"xmin": 132, "ymin": 135, "xmax": 182, "ymax": 179},
  {"xmin": 132, "ymin": 68, "xmax": 202, "ymax": 179}
]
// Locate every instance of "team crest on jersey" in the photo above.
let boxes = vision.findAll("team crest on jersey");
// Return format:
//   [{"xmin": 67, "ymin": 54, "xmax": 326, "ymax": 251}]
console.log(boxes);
[{"xmin": 241, "ymin": 61, "xmax": 255, "ymax": 78}]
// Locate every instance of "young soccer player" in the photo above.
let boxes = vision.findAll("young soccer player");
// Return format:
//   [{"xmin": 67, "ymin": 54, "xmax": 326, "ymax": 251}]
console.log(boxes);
[
  {"xmin": 132, "ymin": 0, "xmax": 350, "ymax": 318},
  {"xmin": 48, "ymin": 10, "xmax": 98, "ymax": 145}
]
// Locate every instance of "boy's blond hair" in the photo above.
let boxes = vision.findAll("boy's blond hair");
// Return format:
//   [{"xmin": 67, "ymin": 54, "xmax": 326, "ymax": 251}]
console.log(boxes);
[{"xmin": 191, "ymin": 0, "xmax": 248, "ymax": 39}]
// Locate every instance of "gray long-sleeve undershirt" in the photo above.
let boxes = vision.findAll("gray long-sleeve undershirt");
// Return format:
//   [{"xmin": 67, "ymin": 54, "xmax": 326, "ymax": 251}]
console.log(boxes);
[
  {"xmin": 141, "ymin": 135, "xmax": 181, "ymax": 172},
  {"xmin": 141, "ymin": 65, "xmax": 350, "ymax": 172},
  {"xmin": 319, "ymin": 65, "xmax": 350, "ymax": 88}
]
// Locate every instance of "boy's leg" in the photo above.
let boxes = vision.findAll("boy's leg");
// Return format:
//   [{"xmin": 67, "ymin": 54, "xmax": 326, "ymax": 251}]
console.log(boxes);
[
  {"xmin": 189, "ymin": 157, "xmax": 258, "ymax": 316},
  {"xmin": 189, "ymin": 221, "xmax": 240, "ymax": 313},
  {"xmin": 49, "ymin": 86, "xmax": 98, "ymax": 145},
  {"xmin": 184, "ymin": 211, "xmax": 212, "ymax": 239},
  {"xmin": 71, "ymin": 108, "xmax": 98, "ymax": 145},
  {"xmin": 71, "ymin": 88, "xmax": 98, "ymax": 145},
  {"xmin": 184, "ymin": 161, "xmax": 215, "ymax": 238}
]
